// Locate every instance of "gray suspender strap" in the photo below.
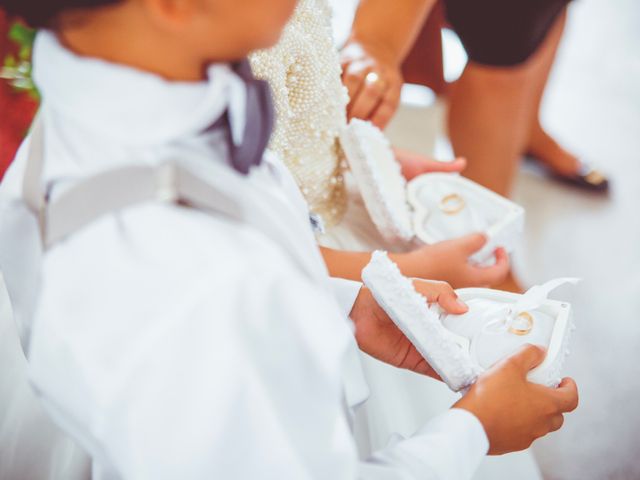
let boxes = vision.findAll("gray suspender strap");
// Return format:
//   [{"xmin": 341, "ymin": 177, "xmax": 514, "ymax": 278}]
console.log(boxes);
[
  {"xmin": 21, "ymin": 117, "xmax": 324, "ymax": 282},
  {"xmin": 5, "ymin": 115, "xmax": 329, "ymax": 353},
  {"xmin": 20, "ymin": 116, "xmax": 245, "ymax": 249},
  {"xmin": 44, "ymin": 164, "xmax": 244, "ymax": 248},
  {"xmin": 22, "ymin": 115, "xmax": 46, "ymax": 221}
]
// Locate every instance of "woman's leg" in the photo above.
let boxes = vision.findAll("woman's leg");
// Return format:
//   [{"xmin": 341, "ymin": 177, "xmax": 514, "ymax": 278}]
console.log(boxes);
[
  {"xmin": 446, "ymin": 6, "xmax": 570, "ymax": 196},
  {"xmin": 525, "ymin": 8, "xmax": 581, "ymax": 175},
  {"xmin": 446, "ymin": 63, "xmax": 532, "ymax": 196}
]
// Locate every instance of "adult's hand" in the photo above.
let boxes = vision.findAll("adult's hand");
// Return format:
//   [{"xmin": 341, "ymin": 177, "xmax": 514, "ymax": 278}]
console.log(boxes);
[
  {"xmin": 339, "ymin": 0, "xmax": 436, "ymax": 129},
  {"xmin": 340, "ymin": 39, "xmax": 403, "ymax": 130}
]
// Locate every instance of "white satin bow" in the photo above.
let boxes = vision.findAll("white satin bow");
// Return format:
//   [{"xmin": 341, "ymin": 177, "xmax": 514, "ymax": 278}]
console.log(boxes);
[{"xmin": 482, "ymin": 277, "xmax": 581, "ymax": 335}]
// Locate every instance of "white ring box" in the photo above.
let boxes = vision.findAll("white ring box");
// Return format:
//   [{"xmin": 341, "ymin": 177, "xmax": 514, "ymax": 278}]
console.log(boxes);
[
  {"xmin": 362, "ymin": 251, "xmax": 577, "ymax": 392},
  {"xmin": 339, "ymin": 119, "xmax": 525, "ymax": 264}
]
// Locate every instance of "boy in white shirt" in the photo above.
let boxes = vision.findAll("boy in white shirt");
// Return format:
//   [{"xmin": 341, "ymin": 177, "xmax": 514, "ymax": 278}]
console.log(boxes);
[{"xmin": 0, "ymin": 0, "xmax": 578, "ymax": 479}]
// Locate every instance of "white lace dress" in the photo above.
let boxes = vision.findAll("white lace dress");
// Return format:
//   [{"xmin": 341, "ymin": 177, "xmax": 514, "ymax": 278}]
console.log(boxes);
[{"xmin": 250, "ymin": 2, "xmax": 541, "ymax": 478}]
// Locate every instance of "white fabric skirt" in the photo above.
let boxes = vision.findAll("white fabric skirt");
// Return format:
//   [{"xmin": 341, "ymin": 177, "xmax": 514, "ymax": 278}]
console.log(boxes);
[
  {"xmin": 0, "ymin": 277, "xmax": 90, "ymax": 480},
  {"xmin": 318, "ymin": 184, "xmax": 542, "ymax": 480}
]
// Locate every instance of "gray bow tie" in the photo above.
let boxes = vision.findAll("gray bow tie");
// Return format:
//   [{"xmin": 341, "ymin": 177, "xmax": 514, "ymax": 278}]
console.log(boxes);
[{"xmin": 211, "ymin": 60, "xmax": 275, "ymax": 175}]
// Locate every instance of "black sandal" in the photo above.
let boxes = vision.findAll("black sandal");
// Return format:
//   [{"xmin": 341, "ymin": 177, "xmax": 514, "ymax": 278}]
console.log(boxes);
[{"xmin": 525, "ymin": 156, "xmax": 610, "ymax": 194}]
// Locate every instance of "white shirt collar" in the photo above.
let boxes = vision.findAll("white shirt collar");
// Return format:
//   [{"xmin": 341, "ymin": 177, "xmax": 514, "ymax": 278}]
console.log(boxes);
[{"xmin": 32, "ymin": 30, "xmax": 247, "ymax": 148}]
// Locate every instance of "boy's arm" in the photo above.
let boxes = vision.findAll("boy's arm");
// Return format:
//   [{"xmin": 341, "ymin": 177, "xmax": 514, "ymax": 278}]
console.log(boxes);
[
  {"xmin": 320, "ymin": 234, "xmax": 510, "ymax": 289},
  {"xmin": 321, "ymin": 246, "xmax": 372, "ymax": 281},
  {"xmin": 31, "ymin": 242, "xmax": 488, "ymax": 480},
  {"xmin": 28, "ymin": 221, "xmax": 575, "ymax": 480},
  {"xmin": 33, "ymin": 258, "xmax": 575, "ymax": 479}
]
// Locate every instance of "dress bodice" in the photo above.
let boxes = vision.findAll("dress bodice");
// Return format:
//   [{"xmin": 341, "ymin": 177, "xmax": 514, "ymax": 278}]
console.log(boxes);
[{"xmin": 250, "ymin": 0, "xmax": 349, "ymax": 227}]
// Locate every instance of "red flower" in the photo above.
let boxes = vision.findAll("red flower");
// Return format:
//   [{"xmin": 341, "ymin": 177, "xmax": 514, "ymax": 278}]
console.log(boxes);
[{"xmin": 0, "ymin": 9, "xmax": 39, "ymax": 179}]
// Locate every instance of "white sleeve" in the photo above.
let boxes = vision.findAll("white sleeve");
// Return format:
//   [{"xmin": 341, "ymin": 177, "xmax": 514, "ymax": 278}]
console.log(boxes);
[
  {"xmin": 30, "ymin": 226, "xmax": 487, "ymax": 480},
  {"xmin": 0, "ymin": 134, "xmax": 29, "ymax": 199},
  {"xmin": 92, "ymin": 267, "xmax": 486, "ymax": 480},
  {"xmin": 329, "ymin": 277, "xmax": 363, "ymax": 317},
  {"xmin": 361, "ymin": 409, "xmax": 489, "ymax": 480},
  {"xmin": 31, "ymin": 239, "xmax": 360, "ymax": 479}
]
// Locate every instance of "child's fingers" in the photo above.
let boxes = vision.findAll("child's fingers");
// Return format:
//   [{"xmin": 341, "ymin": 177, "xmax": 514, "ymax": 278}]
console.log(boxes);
[
  {"xmin": 432, "ymin": 284, "xmax": 469, "ymax": 314},
  {"xmin": 552, "ymin": 378, "xmax": 580, "ymax": 413},
  {"xmin": 436, "ymin": 289, "xmax": 469, "ymax": 314},
  {"xmin": 473, "ymin": 248, "xmax": 510, "ymax": 286},
  {"xmin": 412, "ymin": 280, "xmax": 468, "ymax": 314},
  {"xmin": 458, "ymin": 233, "xmax": 488, "ymax": 254},
  {"xmin": 437, "ymin": 157, "xmax": 467, "ymax": 172},
  {"xmin": 506, "ymin": 344, "xmax": 547, "ymax": 374},
  {"xmin": 416, "ymin": 157, "xmax": 467, "ymax": 174}
]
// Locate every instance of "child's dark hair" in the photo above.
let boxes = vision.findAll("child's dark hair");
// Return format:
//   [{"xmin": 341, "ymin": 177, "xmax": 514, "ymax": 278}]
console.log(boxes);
[{"xmin": 2, "ymin": 0, "xmax": 121, "ymax": 28}]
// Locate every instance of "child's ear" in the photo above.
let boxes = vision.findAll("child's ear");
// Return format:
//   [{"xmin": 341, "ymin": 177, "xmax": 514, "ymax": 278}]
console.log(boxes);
[{"xmin": 140, "ymin": 0, "xmax": 198, "ymax": 30}]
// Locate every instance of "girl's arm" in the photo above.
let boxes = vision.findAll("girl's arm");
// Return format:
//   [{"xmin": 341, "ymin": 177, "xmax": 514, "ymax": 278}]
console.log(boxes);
[{"xmin": 320, "ymin": 233, "xmax": 510, "ymax": 289}]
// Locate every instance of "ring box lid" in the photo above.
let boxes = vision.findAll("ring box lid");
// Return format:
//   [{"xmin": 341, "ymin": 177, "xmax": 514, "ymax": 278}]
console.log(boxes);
[{"xmin": 340, "ymin": 119, "xmax": 525, "ymax": 261}]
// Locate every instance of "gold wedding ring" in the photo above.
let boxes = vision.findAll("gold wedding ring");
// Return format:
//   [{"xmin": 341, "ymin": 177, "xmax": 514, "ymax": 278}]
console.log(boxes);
[
  {"xmin": 508, "ymin": 312, "xmax": 534, "ymax": 336},
  {"xmin": 439, "ymin": 193, "xmax": 466, "ymax": 215}
]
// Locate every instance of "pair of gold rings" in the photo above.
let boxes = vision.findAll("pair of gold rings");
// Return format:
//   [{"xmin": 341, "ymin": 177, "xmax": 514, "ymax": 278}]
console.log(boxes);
[
  {"xmin": 439, "ymin": 193, "xmax": 466, "ymax": 215},
  {"xmin": 508, "ymin": 312, "xmax": 534, "ymax": 336}
]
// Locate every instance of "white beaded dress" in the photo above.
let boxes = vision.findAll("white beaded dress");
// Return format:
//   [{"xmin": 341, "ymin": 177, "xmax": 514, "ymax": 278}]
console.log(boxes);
[
  {"xmin": 250, "ymin": 1, "xmax": 541, "ymax": 478},
  {"xmin": 250, "ymin": 0, "xmax": 392, "ymax": 251}
]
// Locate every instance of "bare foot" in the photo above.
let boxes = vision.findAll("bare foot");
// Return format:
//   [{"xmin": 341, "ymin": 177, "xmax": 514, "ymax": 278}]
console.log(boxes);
[{"xmin": 527, "ymin": 123, "xmax": 580, "ymax": 176}]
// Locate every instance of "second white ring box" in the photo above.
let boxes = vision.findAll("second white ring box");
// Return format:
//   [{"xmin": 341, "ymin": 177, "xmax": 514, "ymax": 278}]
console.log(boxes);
[{"xmin": 339, "ymin": 119, "xmax": 525, "ymax": 264}]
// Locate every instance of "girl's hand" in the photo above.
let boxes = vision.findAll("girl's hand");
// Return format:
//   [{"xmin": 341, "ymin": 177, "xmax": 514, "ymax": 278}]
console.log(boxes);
[
  {"xmin": 350, "ymin": 280, "xmax": 467, "ymax": 378},
  {"xmin": 392, "ymin": 233, "xmax": 510, "ymax": 288},
  {"xmin": 393, "ymin": 147, "xmax": 467, "ymax": 180}
]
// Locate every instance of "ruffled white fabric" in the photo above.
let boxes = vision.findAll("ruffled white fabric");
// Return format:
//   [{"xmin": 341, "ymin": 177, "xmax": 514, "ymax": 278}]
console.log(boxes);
[
  {"xmin": 340, "ymin": 119, "xmax": 525, "ymax": 264},
  {"xmin": 363, "ymin": 252, "xmax": 578, "ymax": 391},
  {"xmin": 362, "ymin": 251, "xmax": 482, "ymax": 392},
  {"xmin": 339, "ymin": 119, "xmax": 414, "ymax": 243},
  {"xmin": 250, "ymin": 0, "xmax": 350, "ymax": 227}
]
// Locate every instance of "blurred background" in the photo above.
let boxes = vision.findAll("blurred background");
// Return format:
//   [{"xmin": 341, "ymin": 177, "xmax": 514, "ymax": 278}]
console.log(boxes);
[{"xmin": 332, "ymin": 0, "xmax": 640, "ymax": 478}]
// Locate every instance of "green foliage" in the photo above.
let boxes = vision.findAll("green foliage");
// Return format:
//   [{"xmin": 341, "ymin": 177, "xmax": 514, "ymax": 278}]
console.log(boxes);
[{"xmin": 1, "ymin": 22, "xmax": 38, "ymax": 98}]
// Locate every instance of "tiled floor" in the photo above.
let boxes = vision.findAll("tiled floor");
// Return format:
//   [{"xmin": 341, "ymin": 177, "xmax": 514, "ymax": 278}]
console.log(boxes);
[{"xmin": 384, "ymin": 1, "xmax": 640, "ymax": 478}]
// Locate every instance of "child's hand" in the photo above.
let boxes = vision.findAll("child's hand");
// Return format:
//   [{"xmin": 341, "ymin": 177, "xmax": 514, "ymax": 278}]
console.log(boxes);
[
  {"xmin": 350, "ymin": 280, "xmax": 468, "ymax": 378},
  {"xmin": 454, "ymin": 345, "xmax": 579, "ymax": 455},
  {"xmin": 393, "ymin": 147, "xmax": 466, "ymax": 181},
  {"xmin": 391, "ymin": 233, "xmax": 510, "ymax": 288}
]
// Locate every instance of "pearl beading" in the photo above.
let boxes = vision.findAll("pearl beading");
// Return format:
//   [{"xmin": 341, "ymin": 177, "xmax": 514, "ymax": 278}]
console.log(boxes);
[{"xmin": 250, "ymin": 0, "xmax": 350, "ymax": 227}]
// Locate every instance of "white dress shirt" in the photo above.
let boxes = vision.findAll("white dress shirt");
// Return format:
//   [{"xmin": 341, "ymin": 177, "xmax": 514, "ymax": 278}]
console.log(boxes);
[{"xmin": 1, "ymin": 31, "xmax": 488, "ymax": 480}]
